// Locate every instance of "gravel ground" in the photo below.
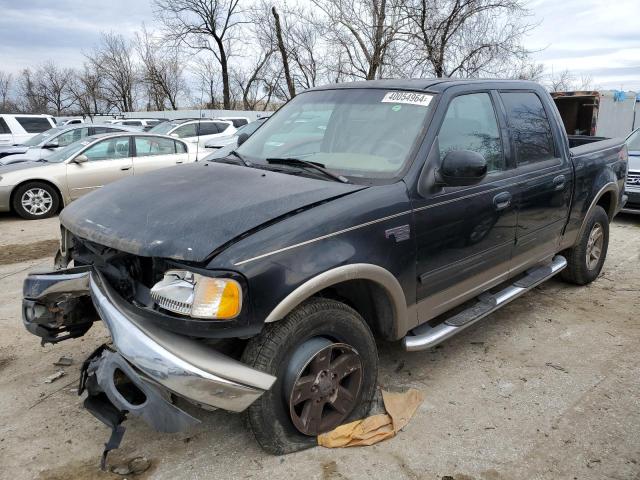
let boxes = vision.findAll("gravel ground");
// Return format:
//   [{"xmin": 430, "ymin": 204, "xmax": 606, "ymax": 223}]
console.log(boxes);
[{"xmin": 0, "ymin": 212, "xmax": 638, "ymax": 480}]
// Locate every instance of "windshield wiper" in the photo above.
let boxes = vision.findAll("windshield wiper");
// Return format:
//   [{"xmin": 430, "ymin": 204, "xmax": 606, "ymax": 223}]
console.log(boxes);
[
  {"xmin": 229, "ymin": 150, "xmax": 252, "ymax": 166},
  {"xmin": 266, "ymin": 157, "xmax": 349, "ymax": 183}
]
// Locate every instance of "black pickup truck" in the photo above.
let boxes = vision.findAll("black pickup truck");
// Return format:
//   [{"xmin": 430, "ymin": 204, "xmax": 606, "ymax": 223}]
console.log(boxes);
[{"xmin": 22, "ymin": 79, "xmax": 628, "ymax": 458}]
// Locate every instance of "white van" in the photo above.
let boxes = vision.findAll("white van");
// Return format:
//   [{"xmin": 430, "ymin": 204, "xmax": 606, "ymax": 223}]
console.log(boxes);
[{"xmin": 0, "ymin": 114, "xmax": 56, "ymax": 146}]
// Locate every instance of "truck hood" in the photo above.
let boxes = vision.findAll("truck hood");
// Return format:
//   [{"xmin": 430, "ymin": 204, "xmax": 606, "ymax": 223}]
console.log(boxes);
[{"xmin": 60, "ymin": 162, "xmax": 366, "ymax": 262}]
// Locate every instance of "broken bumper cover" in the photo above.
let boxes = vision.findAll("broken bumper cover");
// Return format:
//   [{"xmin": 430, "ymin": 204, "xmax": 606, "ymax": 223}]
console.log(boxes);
[
  {"xmin": 23, "ymin": 267, "xmax": 276, "ymax": 415},
  {"xmin": 88, "ymin": 270, "xmax": 276, "ymax": 412}
]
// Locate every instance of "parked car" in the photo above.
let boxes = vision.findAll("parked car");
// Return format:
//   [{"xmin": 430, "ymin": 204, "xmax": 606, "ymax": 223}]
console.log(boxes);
[
  {"xmin": 21, "ymin": 80, "xmax": 627, "ymax": 458},
  {"xmin": 0, "ymin": 114, "xmax": 56, "ymax": 148},
  {"xmin": 622, "ymin": 128, "xmax": 640, "ymax": 214},
  {"xmin": 0, "ymin": 132, "xmax": 192, "ymax": 219},
  {"xmin": 107, "ymin": 118, "xmax": 166, "ymax": 131},
  {"xmin": 218, "ymin": 116, "xmax": 251, "ymax": 128},
  {"xmin": 0, "ymin": 124, "xmax": 140, "ymax": 164},
  {"xmin": 148, "ymin": 118, "xmax": 236, "ymax": 147},
  {"xmin": 57, "ymin": 118, "xmax": 85, "ymax": 126},
  {"xmin": 204, "ymin": 117, "xmax": 267, "ymax": 149}
]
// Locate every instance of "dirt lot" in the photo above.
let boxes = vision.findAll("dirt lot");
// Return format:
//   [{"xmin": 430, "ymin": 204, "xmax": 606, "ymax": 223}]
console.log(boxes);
[{"xmin": 0, "ymin": 212, "xmax": 639, "ymax": 480}]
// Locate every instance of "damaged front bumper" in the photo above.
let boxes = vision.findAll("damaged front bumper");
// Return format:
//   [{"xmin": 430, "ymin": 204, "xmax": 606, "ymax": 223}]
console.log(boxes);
[{"xmin": 23, "ymin": 267, "xmax": 276, "ymax": 433}]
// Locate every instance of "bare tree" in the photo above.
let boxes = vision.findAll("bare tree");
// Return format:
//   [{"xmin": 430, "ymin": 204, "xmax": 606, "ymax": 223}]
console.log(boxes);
[
  {"xmin": 86, "ymin": 32, "xmax": 138, "ymax": 112},
  {"xmin": 69, "ymin": 64, "xmax": 108, "ymax": 118},
  {"xmin": 403, "ymin": 0, "xmax": 534, "ymax": 78},
  {"xmin": 272, "ymin": 7, "xmax": 296, "ymax": 98},
  {"xmin": 154, "ymin": 0, "xmax": 246, "ymax": 110},
  {"xmin": 37, "ymin": 61, "xmax": 76, "ymax": 115},
  {"xmin": 312, "ymin": 0, "xmax": 404, "ymax": 80},
  {"xmin": 0, "ymin": 71, "xmax": 12, "ymax": 112},
  {"xmin": 548, "ymin": 68, "xmax": 575, "ymax": 92},
  {"xmin": 136, "ymin": 28, "xmax": 187, "ymax": 110},
  {"xmin": 18, "ymin": 68, "xmax": 48, "ymax": 113},
  {"xmin": 509, "ymin": 59, "xmax": 545, "ymax": 82}
]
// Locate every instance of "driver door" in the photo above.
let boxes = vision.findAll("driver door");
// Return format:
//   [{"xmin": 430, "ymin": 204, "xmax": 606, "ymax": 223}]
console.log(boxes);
[
  {"xmin": 412, "ymin": 91, "xmax": 518, "ymax": 321},
  {"xmin": 66, "ymin": 136, "xmax": 133, "ymax": 200}
]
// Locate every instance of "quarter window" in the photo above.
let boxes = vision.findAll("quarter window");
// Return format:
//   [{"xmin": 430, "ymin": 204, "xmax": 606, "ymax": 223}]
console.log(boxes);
[
  {"xmin": 16, "ymin": 116, "xmax": 52, "ymax": 133},
  {"xmin": 501, "ymin": 92, "xmax": 555, "ymax": 164},
  {"xmin": 438, "ymin": 93, "xmax": 505, "ymax": 172},
  {"xmin": 0, "ymin": 118, "xmax": 9, "ymax": 134},
  {"xmin": 82, "ymin": 137, "xmax": 130, "ymax": 161},
  {"xmin": 198, "ymin": 122, "xmax": 219, "ymax": 135},
  {"xmin": 175, "ymin": 141, "xmax": 187, "ymax": 153},
  {"xmin": 135, "ymin": 136, "xmax": 176, "ymax": 157}
]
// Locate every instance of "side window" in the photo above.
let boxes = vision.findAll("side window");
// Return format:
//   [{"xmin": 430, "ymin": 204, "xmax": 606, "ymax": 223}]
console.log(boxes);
[
  {"xmin": 215, "ymin": 122, "xmax": 231, "ymax": 133},
  {"xmin": 135, "ymin": 136, "xmax": 177, "ymax": 157},
  {"xmin": 198, "ymin": 122, "xmax": 219, "ymax": 135},
  {"xmin": 56, "ymin": 127, "xmax": 90, "ymax": 147},
  {"xmin": 175, "ymin": 141, "xmax": 187, "ymax": 153},
  {"xmin": 82, "ymin": 137, "xmax": 130, "ymax": 161},
  {"xmin": 501, "ymin": 92, "xmax": 555, "ymax": 165},
  {"xmin": 123, "ymin": 121, "xmax": 142, "ymax": 126},
  {"xmin": 173, "ymin": 123, "xmax": 198, "ymax": 138},
  {"xmin": 15, "ymin": 117, "xmax": 52, "ymax": 133},
  {"xmin": 0, "ymin": 118, "xmax": 9, "ymax": 134},
  {"xmin": 438, "ymin": 93, "xmax": 505, "ymax": 172}
]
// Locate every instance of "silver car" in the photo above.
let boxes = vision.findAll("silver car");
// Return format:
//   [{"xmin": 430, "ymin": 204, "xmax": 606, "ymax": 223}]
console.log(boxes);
[
  {"xmin": 0, "ymin": 124, "xmax": 140, "ymax": 165},
  {"xmin": 0, "ymin": 132, "xmax": 193, "ymax": 219}
]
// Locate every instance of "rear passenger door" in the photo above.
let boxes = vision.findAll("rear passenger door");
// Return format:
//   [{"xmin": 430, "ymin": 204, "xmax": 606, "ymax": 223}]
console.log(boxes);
[
  {"xmin": 499, "ymin": 91, "xmax": 572, "ymax": 273},
  {"xmin": 132, "ymin": 136, "xmax": 186, "ymax": 174},
  {"xmin": 413, "ymin": 91, "xmax": 519, "ymax": 320}
]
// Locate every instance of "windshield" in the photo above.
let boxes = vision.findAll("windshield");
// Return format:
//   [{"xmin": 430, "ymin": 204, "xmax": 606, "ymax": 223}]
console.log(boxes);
[
  {"xmin": 148, "ymin": 121, "xmax": 178, "ymax": 135},
  {"xmin": 236, "ymin": 89, "xmax": 434, "ymax": 181},
  {"xmin": 45, "ymin": 139, "xmax": 92, "ymax": 163},
  {"xmin": 23, "ymin": 127, "xmax": 62, "ymax": 147},
  {"xmin": 627, "ymin": 129, "xmax": 640, "ymax": 151}
]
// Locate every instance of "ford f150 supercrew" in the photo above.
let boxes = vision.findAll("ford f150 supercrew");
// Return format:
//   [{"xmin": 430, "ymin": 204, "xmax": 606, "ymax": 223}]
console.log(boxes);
[{"xmin": 21, "ymin": 79, "xmax": 628, "ymax": 461}]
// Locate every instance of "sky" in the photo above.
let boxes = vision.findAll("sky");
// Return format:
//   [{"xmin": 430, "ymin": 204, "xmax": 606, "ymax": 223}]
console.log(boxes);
[{"xmin": 0, "ymin": 0, "xmax": 639, "ymax": 91}]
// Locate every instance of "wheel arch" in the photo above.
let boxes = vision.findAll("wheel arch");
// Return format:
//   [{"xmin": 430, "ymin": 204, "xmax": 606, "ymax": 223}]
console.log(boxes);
[
  {"xmin": 576, "ymin": 182, "xmax": 618, "ymax": 242},
  {"xmin": 10, "ymin": 178, "xmax": 65, "ymax": 213},
  {"xmin": 264, "ymin": 264, "xmax": 409, "ymax": 341}
]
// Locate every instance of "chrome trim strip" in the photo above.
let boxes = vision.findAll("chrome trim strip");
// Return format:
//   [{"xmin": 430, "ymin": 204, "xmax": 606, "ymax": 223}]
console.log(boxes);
[
  {"xmin": 403, "ymin": 255, "xmax": 567, "ymax": 351},
  {"xmin": 234, "ymin": 210, "xmax": 412, "ymax": 266},
  {"xmin": 89, "ymin": 271, "xmax": 276, "ymax": 412},
  {"xmin": 265, "ymin": 263, "xmax": 411, "ymax": 340}
]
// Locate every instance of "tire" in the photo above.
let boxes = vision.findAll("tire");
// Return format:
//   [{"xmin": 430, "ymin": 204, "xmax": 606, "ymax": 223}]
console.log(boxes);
[
  {"xmin": 560, "ymin": 205, "xmax": 609, "ymax": 285},
  {"xmin": 12, "ymin": 181, "xmax": 60, "ymax": 220},
  {"xmin": 242, "ymin": 298, "xmax": 378, "ymax": 455}
]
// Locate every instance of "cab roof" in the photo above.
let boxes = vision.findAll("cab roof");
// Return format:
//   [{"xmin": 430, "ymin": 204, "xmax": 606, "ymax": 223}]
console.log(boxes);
[{"xmin": 309, "ymin": 78, "xmax": 544, "ymax": 93}]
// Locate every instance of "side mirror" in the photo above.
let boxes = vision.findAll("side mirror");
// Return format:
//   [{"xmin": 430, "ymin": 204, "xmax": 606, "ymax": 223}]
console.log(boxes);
[
  {"xmin": 73, "ymin": 154, "xmax": 88, "ymax": 164},
  {"xmin": 237, "ymin": 132, "xmax": 250, "ymax": 146},
  {"xmin": 438, "ymin": 150, "xmax": 487, "ymax": 187},
  {"xmin": 170, "ymin": 133, "xmax": 179, "ymax": 138}
]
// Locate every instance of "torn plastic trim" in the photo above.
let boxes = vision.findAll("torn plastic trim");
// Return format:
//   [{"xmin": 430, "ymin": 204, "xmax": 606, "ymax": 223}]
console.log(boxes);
[
  {"xmin": 89, "ymin": 270, "xmax": 276, "ymax": 412},
  {"xmin": 80, "ymin": 346, "xmax": 199, "ymax": 469}
]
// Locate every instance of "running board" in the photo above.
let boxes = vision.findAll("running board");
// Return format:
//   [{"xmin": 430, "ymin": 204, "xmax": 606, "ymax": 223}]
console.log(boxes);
[{"xmin": 402, "ymin": 255, "xmax": 567, "ymax": 352}]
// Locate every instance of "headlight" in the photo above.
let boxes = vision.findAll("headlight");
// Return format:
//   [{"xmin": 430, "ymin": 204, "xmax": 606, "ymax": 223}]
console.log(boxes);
[{"xmin": 150, "ymin": 270, "xmax": 242, "ymax": 320}]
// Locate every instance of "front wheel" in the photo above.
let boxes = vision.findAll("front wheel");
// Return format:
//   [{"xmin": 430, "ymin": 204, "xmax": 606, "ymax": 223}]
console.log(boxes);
[
  {"xmin": 12, "ymin": 181, "xmax": 60, "ymax": 220},
  {"xmin": 560, "ymin": 205, "xmax": 609, "ymax": 285},
  {"xmin": 242, "ymin": 298, "xmax": 378, "ymax": 455}
]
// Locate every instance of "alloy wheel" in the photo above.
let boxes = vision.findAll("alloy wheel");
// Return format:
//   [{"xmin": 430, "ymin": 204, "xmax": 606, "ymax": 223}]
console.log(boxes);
[{"xmin": 21, "ymin": 188, "xmax": 53, "ymax": 216}]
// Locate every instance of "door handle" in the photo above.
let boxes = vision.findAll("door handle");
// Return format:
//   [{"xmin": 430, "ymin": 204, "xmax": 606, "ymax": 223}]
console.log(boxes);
[
  {"xmin": 553, "ymin": 175, "xmax": 566, "ymax": 190},
  {"xmin": 175, "ymin": 160, "xmax": 184, "ymax": 164},
  {"xmin": 493, "ymin": 192, "xmax": 512, "ymax": 211},
  {"xmin": 120, "ymin": 166, "xmax": 131, "ymax": 171}
]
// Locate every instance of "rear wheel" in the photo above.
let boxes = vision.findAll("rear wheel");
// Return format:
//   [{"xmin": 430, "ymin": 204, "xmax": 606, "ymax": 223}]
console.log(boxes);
[
  {"xmin": 242, "ymin": 298, "xmax": 378, "ymax": 454},
  {"xmin": 12, "ymin": 182, "xmax": 60, "ymax": 220},
  {"xmin": 561, "ymin": 205, "xmax": 609, "ymax": 285}
]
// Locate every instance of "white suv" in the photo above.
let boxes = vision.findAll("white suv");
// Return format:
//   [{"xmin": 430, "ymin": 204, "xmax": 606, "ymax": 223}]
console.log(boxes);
[
  {"xmin": 0, "ymin": 114, "xmax": 56, "ymax": 146},
  {"xmin": 148, "ymin": 119, "xmax": 237, "ymax": 148}
]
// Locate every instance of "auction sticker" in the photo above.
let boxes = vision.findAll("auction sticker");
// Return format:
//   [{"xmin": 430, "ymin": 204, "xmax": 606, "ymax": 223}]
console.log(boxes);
[{"xmin": 381, "ymin": 91, "xmax": 432, "ymax": 107}]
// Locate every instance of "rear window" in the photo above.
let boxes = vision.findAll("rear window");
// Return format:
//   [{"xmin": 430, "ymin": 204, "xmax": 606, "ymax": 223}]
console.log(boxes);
[
  {"xmin": 501, "ymin": 92, "xmax": 555, "ymax": 165},
  {"xmin": 15, "ymin": 116, "xmax": 53, "ymax": 133},
  {"xmin": 123, "ymin": 121, "xmax": 142, "ymax": 126}
]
